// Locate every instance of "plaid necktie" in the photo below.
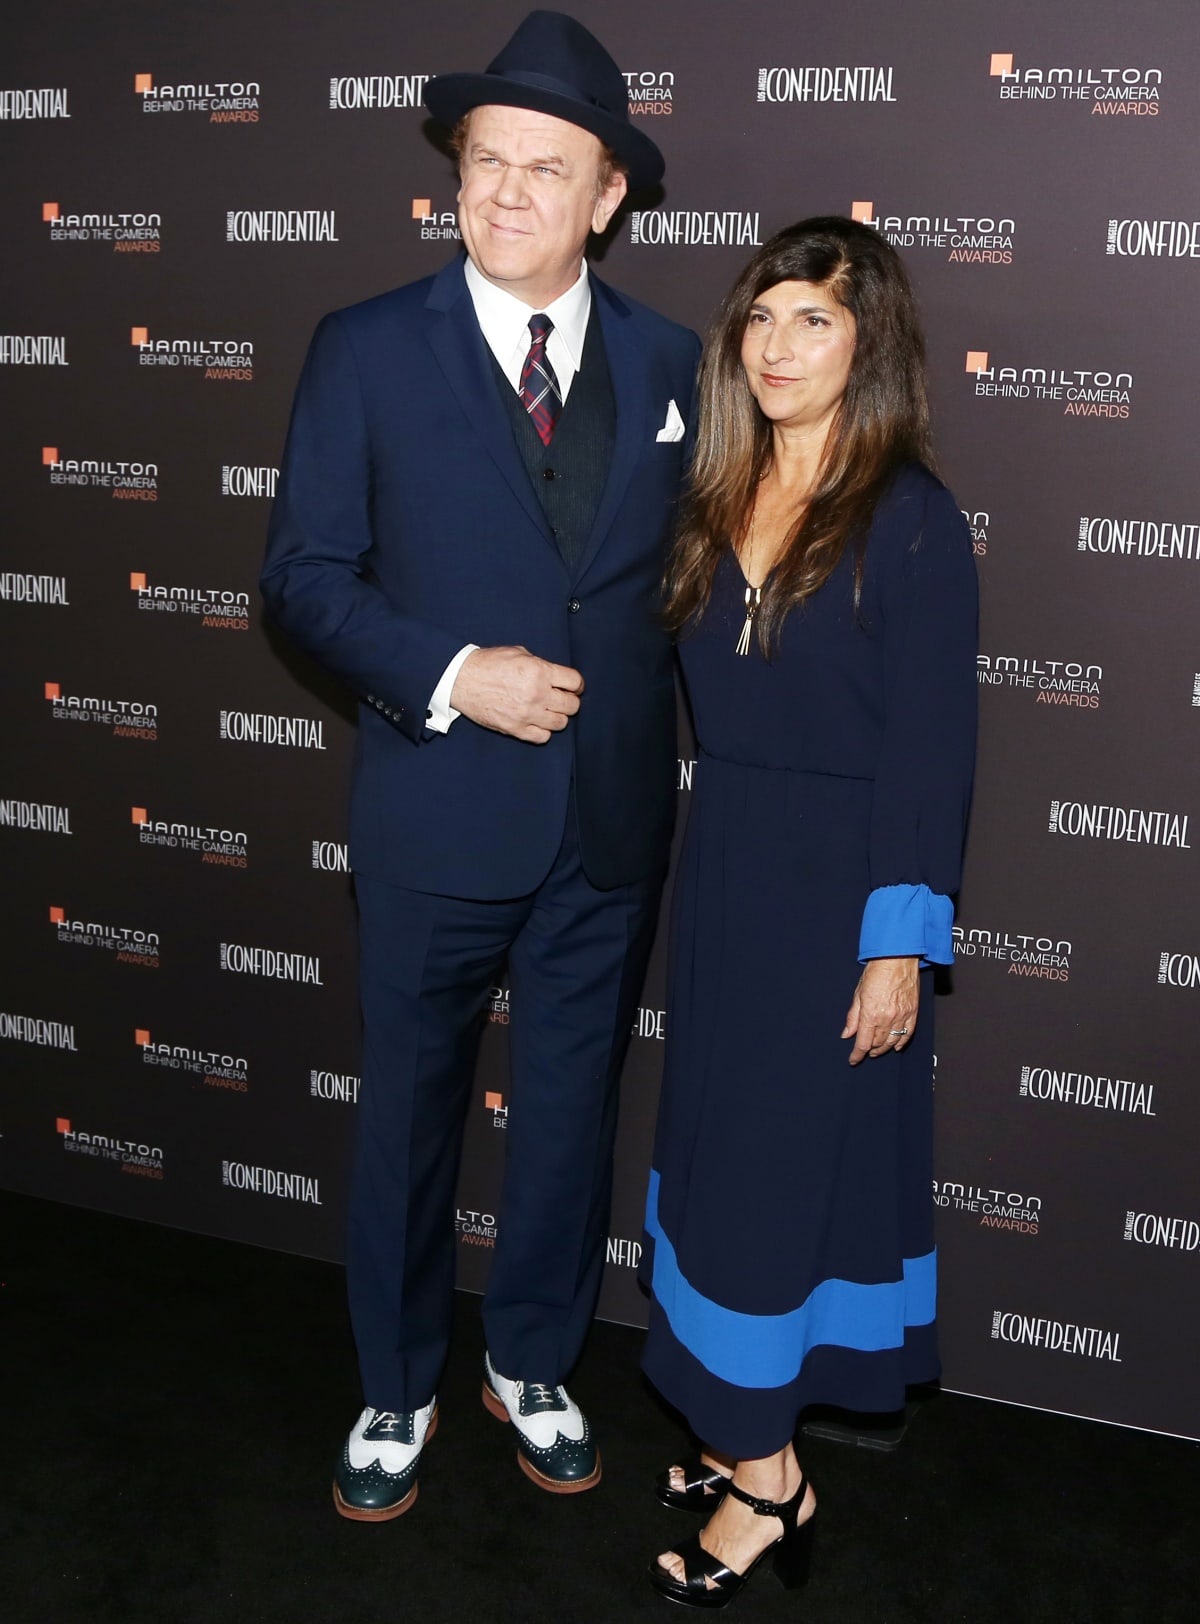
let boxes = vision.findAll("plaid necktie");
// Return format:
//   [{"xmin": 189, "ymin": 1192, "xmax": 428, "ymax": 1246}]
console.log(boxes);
[{"xmin": 519, "ymin": 313, "xmax": 562, "ymax": 446}]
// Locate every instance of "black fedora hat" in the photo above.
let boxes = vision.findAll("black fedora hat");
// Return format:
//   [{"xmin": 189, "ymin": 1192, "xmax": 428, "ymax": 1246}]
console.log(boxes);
[{"xmin": 424, "ymin": 10, "xmax": 664, "ymax": 193}]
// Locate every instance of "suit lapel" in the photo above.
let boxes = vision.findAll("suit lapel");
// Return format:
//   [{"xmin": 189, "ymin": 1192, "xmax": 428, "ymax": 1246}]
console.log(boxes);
[
  {"xmin": 423, "ymin": 258, "xmax": 558, "ymax": 551},
  {"xmin": 573, "ymin": 275, "xmax": 649, "ymax": 583}
]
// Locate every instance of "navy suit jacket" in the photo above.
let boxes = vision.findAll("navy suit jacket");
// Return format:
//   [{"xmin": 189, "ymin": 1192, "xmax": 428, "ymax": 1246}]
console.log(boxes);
[{"xmin": 261, "ymin": 256, "xmax": 701, "ymax": 897}]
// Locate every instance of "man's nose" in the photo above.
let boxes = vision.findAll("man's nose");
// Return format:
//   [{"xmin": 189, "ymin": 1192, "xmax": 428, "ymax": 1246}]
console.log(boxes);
[{"xmin": 492, "ymin": 165, "xmax": 529, "ymax": 209}]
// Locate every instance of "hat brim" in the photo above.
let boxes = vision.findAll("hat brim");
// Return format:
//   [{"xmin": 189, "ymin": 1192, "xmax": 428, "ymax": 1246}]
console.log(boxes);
[{"xmin": 425, "ymin": 72, "xmax": 664, "ymax": 193}]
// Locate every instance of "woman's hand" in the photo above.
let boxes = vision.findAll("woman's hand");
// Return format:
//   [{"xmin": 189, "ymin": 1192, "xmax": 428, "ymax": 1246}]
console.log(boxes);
[{"xmin": 842, "ymin": 957, "xmax": 919, "ymax": 1066}]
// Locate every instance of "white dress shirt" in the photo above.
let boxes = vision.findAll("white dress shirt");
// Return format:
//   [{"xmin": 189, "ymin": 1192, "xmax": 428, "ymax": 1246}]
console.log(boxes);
[{"xmin": 425, "ymin": 259, "xmax": 593, "ymax": 733}]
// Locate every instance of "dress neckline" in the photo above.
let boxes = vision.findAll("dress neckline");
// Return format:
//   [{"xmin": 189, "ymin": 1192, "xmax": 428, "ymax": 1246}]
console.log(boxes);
[{"xmin": 730, "ymin": 546, "xmax": 773, "ymax": 594}]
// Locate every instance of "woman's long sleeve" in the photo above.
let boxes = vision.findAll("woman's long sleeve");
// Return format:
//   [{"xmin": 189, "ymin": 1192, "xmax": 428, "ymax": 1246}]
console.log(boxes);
[{"xmin": 858, "ymin": 481, "xmax": 979, "ymax": 965}]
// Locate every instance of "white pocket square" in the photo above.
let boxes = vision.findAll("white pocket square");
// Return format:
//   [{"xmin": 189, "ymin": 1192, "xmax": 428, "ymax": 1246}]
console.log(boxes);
[{"xmin": 655, "ymin": 398, "xmax": 685, "ymax": 442}]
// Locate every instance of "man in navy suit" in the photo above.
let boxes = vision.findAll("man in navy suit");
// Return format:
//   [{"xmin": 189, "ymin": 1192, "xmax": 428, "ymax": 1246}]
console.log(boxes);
[{"xmin": 261, "ymin": 11, "xmax": 699, "ymax": 1519}]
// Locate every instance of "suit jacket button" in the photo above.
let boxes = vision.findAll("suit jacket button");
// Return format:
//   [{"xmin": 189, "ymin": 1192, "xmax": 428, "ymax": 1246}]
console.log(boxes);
[
  {"xmin": 543, "ymin": 467, "xmax": 556, "ymax": 480},
  {"xmin": 568, "ymin": 598, "xmax": 581, "ymax": 614}
]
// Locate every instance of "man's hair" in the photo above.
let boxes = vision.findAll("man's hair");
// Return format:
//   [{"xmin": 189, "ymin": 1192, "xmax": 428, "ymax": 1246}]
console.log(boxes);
[
  {"xmin": 664, "ymin": 216, "xmax": 934, "ymax": 653},
  {"xmin": 449, "ymin": 110, "xmax": 627, "ymax": 199}
]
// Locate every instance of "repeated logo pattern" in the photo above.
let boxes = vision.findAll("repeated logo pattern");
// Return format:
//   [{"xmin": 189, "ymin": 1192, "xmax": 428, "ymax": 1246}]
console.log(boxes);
[{"xmin": 5, "ymin": 1, "xmax": 1199, "ymax": 1442}]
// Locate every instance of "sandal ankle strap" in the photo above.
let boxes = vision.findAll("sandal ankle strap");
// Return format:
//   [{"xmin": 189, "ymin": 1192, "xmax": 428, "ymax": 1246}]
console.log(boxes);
[{"xmin": 726, "ymin": 1471, "xmax": 807, "ymax": 1519}]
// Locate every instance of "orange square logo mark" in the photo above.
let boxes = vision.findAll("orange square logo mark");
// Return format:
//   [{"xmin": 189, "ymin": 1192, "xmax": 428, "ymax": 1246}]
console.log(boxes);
[
  {"xmin": 135, "ymin": 73, "xmax": 153, "ymax": 93},
  {"xmin": 132, "ymin": 807, "xmax": 148, "ymax": 824},
  {"xmin": 49, "ymin": 906, "xmax": 65, "ymax": 923},
  {"xmin": 130, "ymin": 572, "xmax": 147, "ymax": 591},
  {"xmin": 965, "ymin": 351, "xmax": 989, "ymax": 374},
  {"xmin": 44, "ymin": 681, "xmax": 61, "ymax": 700},
  {"xmin": 43, "ymin": 202, "xmax": 59, "ymax": 222},
  {"xmin": 484, "ymin": 1091, "xmax": 504, "ymax": 1110},
  {"xmin": 990, "ymin": 53, "xmax": 1014, "ymax": 76},
  {"xmin": 131, "ymin": 326, "xmax": 148, "ymax": 347},
  {"xmin": 43, "ymin": 446, "xmax": 59, "ymax": 465},
  {"xmin": 135, "ymin": 1028, "xmax": 151, "ymax": 1047},
  {"xmin": 57, "ymin": 1117, "xmax": 71, "ymax": 1134},
  {"xmin": 850, "ymin": 201, "xmax": 874, "ymax": 223},
  {"xmin": 411, "ymin": 198, "xmax": 432, "ymax": 220}
]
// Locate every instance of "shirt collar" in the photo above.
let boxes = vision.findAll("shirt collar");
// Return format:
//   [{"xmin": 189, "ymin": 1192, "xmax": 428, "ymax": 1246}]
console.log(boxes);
[{"xmin": 463, "ymin": 256, "xmax": 592, "ymax": 376}]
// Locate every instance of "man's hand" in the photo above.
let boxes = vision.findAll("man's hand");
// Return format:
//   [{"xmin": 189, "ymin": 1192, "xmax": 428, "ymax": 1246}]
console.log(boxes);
[
  {"xmin": 842, "ymin": 956, "xmax": 920, "ymax": 1066},
  {"xmin": 449, "ymin": 646, "xmax": 584, "ymax": 744}
]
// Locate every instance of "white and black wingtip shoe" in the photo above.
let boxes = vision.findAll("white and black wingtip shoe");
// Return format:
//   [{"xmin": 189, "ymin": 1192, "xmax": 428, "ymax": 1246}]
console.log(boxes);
[
  {"xmin": 482, "ymin": 1351, "xmax": 601, "ymax": 1493},
  {"xmin": 333, "ymin": 1399, "xmax": 438, "ymax": 1521}
]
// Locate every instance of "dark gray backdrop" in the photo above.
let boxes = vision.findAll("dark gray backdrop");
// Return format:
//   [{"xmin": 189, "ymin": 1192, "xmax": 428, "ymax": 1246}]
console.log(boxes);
[{"xmin": 3, "ymin": 0, "xmax": 1198, "ymax": 1439}]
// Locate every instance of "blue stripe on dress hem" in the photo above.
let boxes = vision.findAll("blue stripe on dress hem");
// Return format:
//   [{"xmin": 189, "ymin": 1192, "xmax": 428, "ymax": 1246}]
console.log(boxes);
[
  {"xmin": 858, "ymin": 883, "xmax": 954, "ymax": 966},
  {"xmin": 645, "ymin": 1169, "xmax": 936, "ymax": 1391}
]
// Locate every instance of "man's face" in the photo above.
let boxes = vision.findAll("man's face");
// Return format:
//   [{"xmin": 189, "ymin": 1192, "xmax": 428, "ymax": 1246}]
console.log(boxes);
[{"xmin": 457, "ymin": 105, "xmax": 627, "ymax": 307}]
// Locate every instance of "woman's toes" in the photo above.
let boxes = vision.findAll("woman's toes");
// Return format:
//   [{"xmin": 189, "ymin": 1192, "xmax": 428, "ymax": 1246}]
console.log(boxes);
[{"xmin": 658, "ymin": 1551, "xmax": 686, "ymax": 1583}]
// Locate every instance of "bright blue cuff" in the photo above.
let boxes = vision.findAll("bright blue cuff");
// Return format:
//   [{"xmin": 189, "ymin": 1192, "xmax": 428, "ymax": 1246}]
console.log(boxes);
[{"xmin": 858, "ymin": 884, "xmax": 953, "ymax": 967}]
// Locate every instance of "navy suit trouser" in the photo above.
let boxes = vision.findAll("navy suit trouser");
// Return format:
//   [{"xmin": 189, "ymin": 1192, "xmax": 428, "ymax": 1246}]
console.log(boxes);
[{"xmin": 348, "ymin": 809, "xmax": 662, "ymax": 1413}]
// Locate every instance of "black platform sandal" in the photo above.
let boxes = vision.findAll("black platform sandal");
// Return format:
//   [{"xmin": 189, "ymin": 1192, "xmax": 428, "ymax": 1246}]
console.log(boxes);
[
  {"xmin": 655, "ymin": 1456, "xmax": 733, "ymax": 1512},
  {"xmin": 647, "ymin": 1471, "xmax": 816, "ymax": 1609}
]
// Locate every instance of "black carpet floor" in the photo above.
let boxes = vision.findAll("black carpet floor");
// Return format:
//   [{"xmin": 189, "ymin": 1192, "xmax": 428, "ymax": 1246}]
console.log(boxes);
[{"xmin": 2, "ymin": 1190, "xmax": 1196, "ymax": 1624}]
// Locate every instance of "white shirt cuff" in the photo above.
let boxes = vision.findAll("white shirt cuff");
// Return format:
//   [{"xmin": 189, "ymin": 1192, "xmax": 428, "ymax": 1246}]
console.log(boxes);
[{"xmin": 425, "ymin": 645, "xmax": 479, "ymax": 734}]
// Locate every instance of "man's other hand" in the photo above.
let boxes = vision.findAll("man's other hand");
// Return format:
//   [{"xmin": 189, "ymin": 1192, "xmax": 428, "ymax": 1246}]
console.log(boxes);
[{"xmin": 450, "ymin": 646, "xmax": 584, "ymax": 744}]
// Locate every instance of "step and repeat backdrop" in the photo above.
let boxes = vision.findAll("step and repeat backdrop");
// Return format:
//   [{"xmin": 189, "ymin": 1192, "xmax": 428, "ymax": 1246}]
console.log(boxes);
[{"xmin": 3, "ymin": 1, "xmax": 1199, "ymax": 1438}]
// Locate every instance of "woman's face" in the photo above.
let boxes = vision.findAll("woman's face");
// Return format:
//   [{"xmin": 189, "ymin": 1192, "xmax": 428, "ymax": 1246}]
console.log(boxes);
[{"xmin": 739, "ymin": 279, "xmax": 856, "ymax": 436}]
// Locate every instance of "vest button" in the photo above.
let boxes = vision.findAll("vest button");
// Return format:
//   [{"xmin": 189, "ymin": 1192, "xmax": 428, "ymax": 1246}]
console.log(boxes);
[
  {"xmin": 543, "ymin": 467, "xmax": 556, "ymax": 480},
  {"xmin": 567, "ymin": 598, "xmax": 581, "ymax": 614}
]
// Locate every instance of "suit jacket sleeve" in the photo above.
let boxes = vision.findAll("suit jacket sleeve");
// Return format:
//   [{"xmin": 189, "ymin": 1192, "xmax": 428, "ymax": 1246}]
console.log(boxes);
[
  {"xmin": 260, "ymin": 311, "xmax": 465, "ymax": 744},
  {"xmin": 865, "ymin": 479, "xmax": 979, "ymax": 941}
]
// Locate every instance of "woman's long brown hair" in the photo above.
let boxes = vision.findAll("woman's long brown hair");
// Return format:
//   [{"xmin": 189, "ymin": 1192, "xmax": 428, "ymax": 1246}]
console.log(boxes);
[{"xmin": 664, "ymin": 217, "xmax": 934, "ymax": 653}]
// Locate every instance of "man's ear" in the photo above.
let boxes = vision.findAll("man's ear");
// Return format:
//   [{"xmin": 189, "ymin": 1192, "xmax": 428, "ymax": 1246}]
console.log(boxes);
[{"xmin": 592, "ymin": 171, "xmax": 628, "ymax": 236}]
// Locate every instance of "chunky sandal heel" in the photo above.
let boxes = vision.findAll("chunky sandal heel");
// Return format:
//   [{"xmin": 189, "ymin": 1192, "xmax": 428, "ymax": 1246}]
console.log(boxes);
[
  {"xmin": 655, "ymin": 1455, "xmax": 734, "ymax": 1512},
  {"xmin": 647, "ymin": 1470, "xmax": 816, "ymax": 1609},
  {"xmin": 771, "ymin": 1507, "xmax": 817, "ymax": 1589}
]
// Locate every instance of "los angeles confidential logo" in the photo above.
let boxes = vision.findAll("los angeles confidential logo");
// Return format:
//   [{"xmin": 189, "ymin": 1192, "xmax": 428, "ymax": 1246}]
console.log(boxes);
[
  {"xmin": 1078, "ymin": 512, "xmax": 1200, "ymax": 563},
  {"xmin": 225, "ymin": 209, "xmax": 337, "ymax": 243},
  {"xmin": 1, "ymin": 571, "xmax": 68, "ymax": 605},
  {"xmin": 328, "ymin": 72, "xmax": 430, "ymax": 110},
  {"xmin": 629, "ymin": 206, "xmax": 762, "ymax": 248},
  {"xmin": 1, "ymin": 336, "xmax": 67, "ymax": 365},
  {"xmin": 756, "ymin": 64, "xmax": 896, "ymax": 103},
  {"xmin": 1048, "ymin": 799, "xmax": 1191, "ymax": 848},
  {"xmin": 1, "ymin": 87, "xmax": 70, "ymax": 119}
]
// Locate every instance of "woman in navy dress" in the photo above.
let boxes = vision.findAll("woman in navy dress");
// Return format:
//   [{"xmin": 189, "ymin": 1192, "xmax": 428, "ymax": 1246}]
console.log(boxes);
[{"xmin": 643, "ymin": 218, "xmax": 977, "ymax": 1608}]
